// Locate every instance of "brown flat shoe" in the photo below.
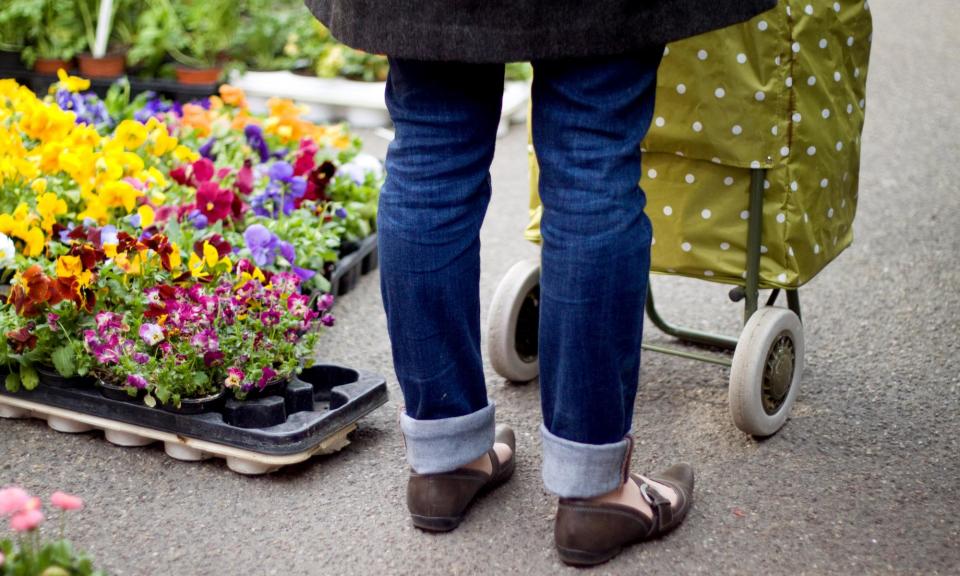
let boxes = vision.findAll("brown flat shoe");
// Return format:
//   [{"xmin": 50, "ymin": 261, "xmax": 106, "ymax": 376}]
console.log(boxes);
[
  {"xmin": 554, "ymin": 463, "xmax": 695, "ymax": 566},
  {"xmin": 407, "ymin": 424, "xmax": 516, "ymax": 532}
]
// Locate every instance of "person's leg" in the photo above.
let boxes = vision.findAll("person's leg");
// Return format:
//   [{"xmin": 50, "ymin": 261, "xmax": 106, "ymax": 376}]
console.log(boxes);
[
  {"xmin": 532, "ymin": 50, "xmax": 695, "ymax": 565},
  {"xmin": 379, "ymin": 58, "xmax": 510, "ymax": 475},
  {"xmin": 532, "ymin": 50, "xmax": 663, "ymax": 495}
]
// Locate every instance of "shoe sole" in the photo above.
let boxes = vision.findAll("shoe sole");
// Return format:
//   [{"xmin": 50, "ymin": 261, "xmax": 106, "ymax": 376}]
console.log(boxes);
[
  {"xmin": 555, "ymin": 487, "xmax": 693, "ymax": 567},
  {"xmin": 409, "ymin": 458, "xmax": 516, "ymax": 533},
  {"xmin": 556, "ymin": 545, "xmax": 622, "ymax": 567},
  {"xmin": 411, "ymin": 513, "xmax": 463, "ymax": 532}
]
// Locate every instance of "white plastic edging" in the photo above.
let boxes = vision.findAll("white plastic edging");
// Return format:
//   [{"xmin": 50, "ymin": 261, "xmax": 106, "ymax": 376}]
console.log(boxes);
[{"xmin": 230, "ymin": 70, "xmax": 531, "ymax": 132}]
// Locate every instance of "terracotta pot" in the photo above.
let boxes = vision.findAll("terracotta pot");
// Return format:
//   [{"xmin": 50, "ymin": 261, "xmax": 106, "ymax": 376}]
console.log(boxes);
[
  {"xmin": 34, "ymin": 58, "xmax": 73, "ymax": 75},
  {"xmin": 77, "ymin": 53, "xmax": 125, "ymax": 79},
  {"xmin": 175, "ymin": 66, "xmax": 221, "ymax": 85}
]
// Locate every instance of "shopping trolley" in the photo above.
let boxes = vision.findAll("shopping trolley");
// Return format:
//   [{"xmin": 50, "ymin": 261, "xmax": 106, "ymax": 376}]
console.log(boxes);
[{"xmin": 487, "ymin": 0, "xmax": 873, "ymax": 436}]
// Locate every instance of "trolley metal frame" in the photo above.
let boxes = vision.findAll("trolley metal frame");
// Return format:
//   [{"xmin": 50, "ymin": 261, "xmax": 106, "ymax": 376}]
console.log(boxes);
[{"xmin": 641, "ymin": 168, "xmax": 802, "ymax": 367}]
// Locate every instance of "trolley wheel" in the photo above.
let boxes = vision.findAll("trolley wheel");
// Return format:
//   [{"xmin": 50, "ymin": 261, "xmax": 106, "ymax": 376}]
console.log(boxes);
[
  {"xmin": 487, "ymin": 259, "xmax": 541, "ymax": 382},
  {"xmin": 728, "ymin": 306, "xmax": 804, "ymax": 437}
]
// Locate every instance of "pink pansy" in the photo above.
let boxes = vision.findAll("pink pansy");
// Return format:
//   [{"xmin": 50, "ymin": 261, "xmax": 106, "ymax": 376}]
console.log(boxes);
[
  {"xmin": 10, "ymin": 509, "xmax": 44, "ymax": 532},
  {"xmin": 51, "ymin": 491, "xmax": 84, "ymax": 511},
  {"xmin": 192, "ymin": 157, "xmax": 215, "ymax": 183},
  {"xmin": 0, "ymin": 486, "xmax": 29, "ymax": 515}
]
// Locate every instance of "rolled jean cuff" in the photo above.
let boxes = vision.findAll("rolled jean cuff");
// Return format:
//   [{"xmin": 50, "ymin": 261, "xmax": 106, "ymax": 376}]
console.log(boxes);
[
  {"xmin": 541, "ymin": 424, "xmax": 630, "ymax": 499},
  {"xmin": 400, "ymin": 402, "xmax": 495, "ymax": 474}
]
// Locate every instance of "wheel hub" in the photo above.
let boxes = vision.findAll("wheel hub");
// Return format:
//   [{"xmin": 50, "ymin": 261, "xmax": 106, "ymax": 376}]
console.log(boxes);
[
  {"xmin": 514, "ymin": 285, "xmax": 540, "ymax": 362},
  {"xmin": 761, "ymin": 332, "xmax": 795, "ymax": 415}
]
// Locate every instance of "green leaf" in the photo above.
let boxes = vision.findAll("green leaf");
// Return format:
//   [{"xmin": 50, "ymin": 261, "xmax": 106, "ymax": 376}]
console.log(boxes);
[
  {"xmin": 192, "ymin": 371, "xmax": 209, "ymax": 387},
  {"xmin": 143, "ymin": 394, "xmax": 157, "ymax": 408},
  {"xmin": 51, "ymin": 345, "xmax": 77, "ymax": 378},
  {"xmin": 20, "ymin": 364, "xmax": 39, "ymax": 390},
  {"xmin": 5, "ymin": 371, "xmax": 21, "ymax": 393}
]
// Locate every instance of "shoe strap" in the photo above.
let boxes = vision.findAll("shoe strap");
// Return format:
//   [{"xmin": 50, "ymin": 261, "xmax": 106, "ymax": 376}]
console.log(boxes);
[
  {"xmin": 638, "ymin": 480, "xmax": 673, "ymax": 530},
  {"xmin": 487, "ymin": 448, "xmax": 500, "ymax": 478}
]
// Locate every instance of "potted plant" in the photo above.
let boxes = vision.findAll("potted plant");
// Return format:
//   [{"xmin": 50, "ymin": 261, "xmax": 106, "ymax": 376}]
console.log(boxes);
[
  {"xmin": 233, "ymin": 0, "xmax": 324, "ymax": 72},
  {"xmin": 20, "ymin": 0, "xmax": 87, "ymax": 74},
  {"xmin": 218, "ymin": 263, "xmax": 330, "ymax": 400},
  {"xmin": 75, "ymin": 0, "xmax": 136, "ymax": 78},
  {"xmin": 314, "ymin": 42, "xmax": 389, "ymax": 83},
  {"xmin": 130, "ymin": 0, "xmax": 241, "ymax": 85},
  {"xmin": 0, "ymin": 1, "xmax": 40, "ymax": 71}
]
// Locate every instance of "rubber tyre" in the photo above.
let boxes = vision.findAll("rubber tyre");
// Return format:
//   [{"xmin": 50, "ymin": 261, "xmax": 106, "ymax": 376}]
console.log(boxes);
[
  {"xmin": 487, "ymin": 259, "xmax": 541, "ymax": 382},
  {"xmin": 729, "ymin": 306, "xmax": 805, "ymax": 437}
]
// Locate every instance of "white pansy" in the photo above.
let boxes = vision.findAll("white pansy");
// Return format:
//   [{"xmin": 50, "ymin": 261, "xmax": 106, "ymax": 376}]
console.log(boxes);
[
  {"xmin": 0, "ymin": 232, "xmax": 15, "ymax": 268},
  {"xmin": 338, "ymin": 153, "xmax": 384, "ymax": 185}
]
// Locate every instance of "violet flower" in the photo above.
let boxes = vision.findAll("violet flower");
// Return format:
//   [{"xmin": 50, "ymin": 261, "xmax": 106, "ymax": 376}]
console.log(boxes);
[
  {"xmin": 127, "ymin": 374, "xmax": 149, "ymax": 389},
  {"xmin": 243, "ymin": 224, "xmax": 279, "ymax": 267},
  {"xmin": 198, "ymin": 137, "xmax": 217, "ymax": 160},
  {"xmin": 244, "ymin": 124, "xmax": 270, "ymax": 162}
]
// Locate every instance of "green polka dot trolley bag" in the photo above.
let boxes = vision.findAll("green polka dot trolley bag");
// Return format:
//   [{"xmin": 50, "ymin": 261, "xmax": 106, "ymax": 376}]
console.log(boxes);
[{"xmin": 487, "ymin": 0, "xmax": 873, "ymax": 436}]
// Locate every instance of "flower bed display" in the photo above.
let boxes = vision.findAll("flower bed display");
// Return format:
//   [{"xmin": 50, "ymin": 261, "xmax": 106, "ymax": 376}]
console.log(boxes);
[{"xmin": 0, "ymin": 71, "xmax": 384, "ymax": 415}]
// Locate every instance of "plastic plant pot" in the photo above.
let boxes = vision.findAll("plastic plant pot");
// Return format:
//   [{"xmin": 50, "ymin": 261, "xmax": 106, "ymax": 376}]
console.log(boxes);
[
  {"xmin": 159, "ymin": 388, "xmax": 228, "ymax": 415},
  {"xmin": 96, "ymin": 379, "xmax": 146, "ymax": 403},
  {"xmin": 35, "ymin": 365, "xmax": 94, "ymax": 389}
]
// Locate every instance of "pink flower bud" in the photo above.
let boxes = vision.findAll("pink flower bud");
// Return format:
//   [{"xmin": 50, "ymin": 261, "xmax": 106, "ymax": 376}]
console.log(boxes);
[
  {"xmin": 0, "ymin": 486, "xmax": 29, "ymax": 516},
  {"xmin": 10, "ymin": 509, "xmax": 44, "ymax": 532},
  {"xmin": 51, "ymin": 491, "xmax": 84, "ymax": 511}
]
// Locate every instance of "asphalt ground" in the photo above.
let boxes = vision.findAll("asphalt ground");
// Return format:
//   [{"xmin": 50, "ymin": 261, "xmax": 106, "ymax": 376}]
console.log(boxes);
[{"xmin": 2, "ymin": 1, "xmax": 958, "ymax": 574}]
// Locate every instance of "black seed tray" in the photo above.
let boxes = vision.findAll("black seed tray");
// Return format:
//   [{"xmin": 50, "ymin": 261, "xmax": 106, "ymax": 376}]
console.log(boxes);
[
  {"xmin": 329, "ymin": 233, "xmax": 378, "ymax": 297},
  {"xmin": 0, "ymin": 363, "xmax": 388, "ymax": 456}
]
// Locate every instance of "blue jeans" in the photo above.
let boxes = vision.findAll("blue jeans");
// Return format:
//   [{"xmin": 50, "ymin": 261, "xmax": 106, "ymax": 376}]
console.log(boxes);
[{"xmin": 379, "ymin": 51, "xmax": 662, "ymax": 498}]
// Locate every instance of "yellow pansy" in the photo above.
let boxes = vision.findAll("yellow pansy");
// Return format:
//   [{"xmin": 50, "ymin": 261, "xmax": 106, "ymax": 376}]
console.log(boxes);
[
  {"xmin": 114, "ymin": 120, "xmax": 148, "ymax": 150},
  {"xmin": 173, "ymin": 144, "xmax": 199, "ymax": 163},
  {"xmin": 31, "ymin": 178, "xmax": 47, "ymax": 194},
  {"xmin": 137, "ymin": 205, "xmax": 155, "ymax": 229},
  {"xmin": 22, "ymin": 227, "xmax": 44, "ymax": 257},
  {"xmin": 56, "ymin": 254, "xmax": 80, "ymax": 277},
  {"xmin": 114, "ymin": 251, "xmax": 144, "ymax": 276},
  {"xmin": 150, "ymin": 126, "xmax": 179, "ymax": 156},
  {"xmin": 235, "ymin": 265, "xmax": 266, "ymax": 288},
  {"xmin": 93, "ymin": 152, "xmax": 124, "ymax": 185},
  {"xmin": 203, "ymin": 241, "xmax": 231, "ymax": 269},
  {"xmin": 56, "ymin": 69, "xmax": 91, "ymax": 93},
  {"xmin": 56, "ymin": 255, "xmax": 94, "ymax": 288},
  {"xmin": 167, "ymin": 242, "xmax": 183, "ymax": 270},
  {"xmin": 0, "ymin": 213, "xmax": 16, "ymax": 236},
  {"xmin": 36, "ymin": 192, "xmax": 68, "ymax": 233},
  {"xmin": 77, "ymin": 197, "xmax": 109, "ymax": 225},
  {"xmin": 99, "ymin": 180, "xmax": 141, "ymax": 213},
  {"xmin": 188, "ymin": 252, "xmax": 209, "ymax": 278},
  {"xmin": 18, "ymin": 99, "xmax": 75, "ymax": 143},
  {"xmin": 38, "ymin": 141, "xmax": 65, "ymax": 173},
  {"xmin": 65, "ymin": 123, "xmax": 101, "ymax": 149}
]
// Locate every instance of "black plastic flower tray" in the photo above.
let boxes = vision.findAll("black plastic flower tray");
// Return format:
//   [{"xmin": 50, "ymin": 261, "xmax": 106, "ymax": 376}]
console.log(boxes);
[
  {"xmin": 0, "ymin": 67, "xmax": 219, "ymax": 103},
  {"xmin": 329, "ymin": 233, "xmax": 378, "ymax": 297},
  {"xmin": 31, "ymin": 73, "xmax": 220, "ymax": 103},
  {"xmin": 0, "ymin": 363, "xmax": 388, "ymax": 474}
]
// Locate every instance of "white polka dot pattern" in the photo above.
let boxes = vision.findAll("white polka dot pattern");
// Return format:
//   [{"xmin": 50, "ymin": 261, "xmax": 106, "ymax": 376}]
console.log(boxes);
[{"xmin": 526, "ymin": 0, "xmax": 872, "ymax": 290}]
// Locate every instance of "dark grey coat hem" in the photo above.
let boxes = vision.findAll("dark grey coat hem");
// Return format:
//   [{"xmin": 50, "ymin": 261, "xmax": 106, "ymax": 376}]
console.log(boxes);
[{"xmin": 305, "ymin": 1, "xmax": 778, "ymax": 63}]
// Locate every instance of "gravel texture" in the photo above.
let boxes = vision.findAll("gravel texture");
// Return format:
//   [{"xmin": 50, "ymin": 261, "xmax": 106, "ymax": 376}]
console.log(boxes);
[{"xmin": 2, "ymin": 1, "xmax": 958, "ymax": 574}]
